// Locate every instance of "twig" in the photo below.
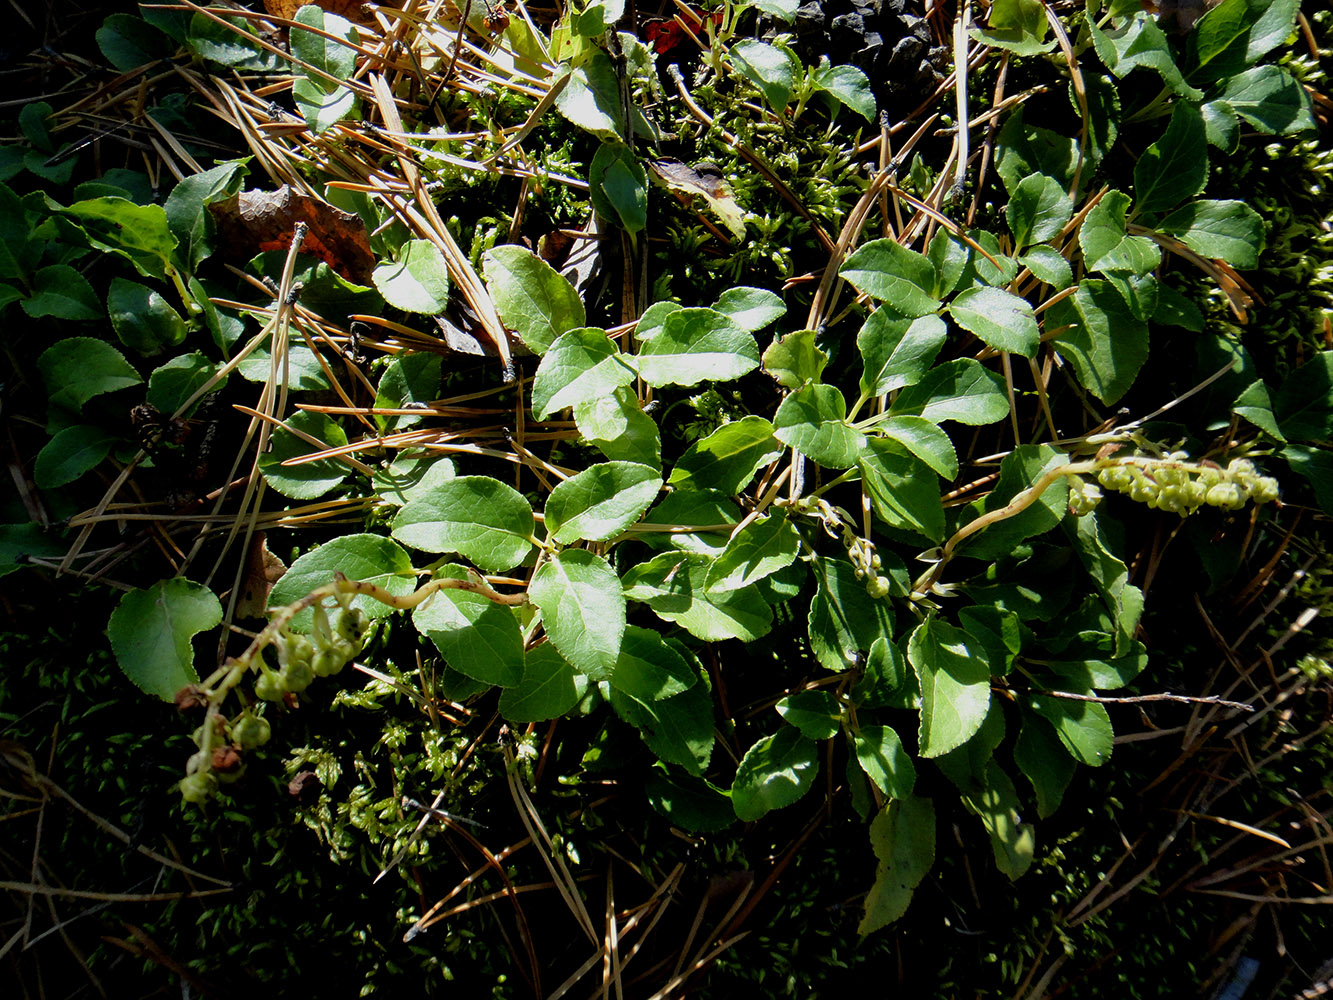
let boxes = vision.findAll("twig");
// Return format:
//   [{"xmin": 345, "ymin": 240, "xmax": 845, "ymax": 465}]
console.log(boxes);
[{"xmin": 1034, "ymin": 690, "xmax": 1256, "ymax": 712}]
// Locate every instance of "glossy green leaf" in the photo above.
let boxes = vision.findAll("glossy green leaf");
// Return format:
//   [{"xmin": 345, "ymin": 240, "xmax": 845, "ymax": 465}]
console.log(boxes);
[
  {"xmin": 413, "ymin": 566, "xmax": 525, "ymax": 687},
  {"xmin": 1273, "ymin": 351, "xmax": 1333, "ymax": 441},
  {"xmin": 840, "ymin": 239, "xmax": 941, "ymax": 317},
  {"xmin": 889, "ymin": 358, "xmax": 1010, "ymax": 425},
  {"xmin": 1233, "ymin": 379, "xmax": 1283, "ymax": 440},
  {"xmin": 34, "ymin": 425, "xmax": 115, "ymax": 489},
  {"xmin": 639, "ymin": 491, "xmax": 741, "ymax": 556},
  {"xmin": 1014, "ymin": 714, "xmax": 1075, "ymax": 818},
  {"xmin": 776, "ymin": 690, "xmax": 841, "ymax": 740},
  {"xmin": 705, "ymin": 513, "xmax": 800, "ymax": 592},
  {"xmin": 858, "ymin": 438, "xmax": 946, "ymax": 542},
  {"xmin": 1079, "ymin": 190, "xmax": 1161, "ymax": 275},
  {"xmin": 948, "ymin": 286, "xmax": 1040, "ymax": 357},
  {"xmin": 811, "ymin": 60, "xmax": 876, "ymax": 121},
  {"xmin": 1087, "ymin": 12, "xmax": 1202, "ymax": 100},
  {"xmin": 1066, "ymin": 508, "xmax": 1144, "ymax": 655},
  {"xmin": 590, "ymin": 142, "xmax": 648, "ymax": 234},
  {"xmin": 857, "ymin": 311, "xmax": 948, "ymax": 396},
  {"xmin": 554, "ymin": 52, "xmax": 625, "ymax": 140},
  {"xmin": 237, "ymin": 344, "xmax": 331, "ymax": 391},
  {"xmin": 291, "ymin": 6, "xmax": 361, "ymax": 133},
  {"xmin": 21, "ymin": 264, "xmax": 101, "ymax": 321},
  {"xmin": 773, "ymin": 383, "xmax": 863, "ymax": 469},
  {"xmin": 854, "ymin": 725, "xmax": 916, "ymax": 799},
  {"xmin": 1187, "ymin": 0, "xmax": 1300, "ymax": 84},
  {"xmin": 269, "ymin": 533, "xmax": 416, "ymax": 628},
  {"xmin": 393, "ymin": 475, "xmax": 534, "ymax": 572},
  {"xmin": 763, "ymin": 329, "xmax": 828, "ymax": 389},
  {"xmin": 713, "ymin": 286, "xmax": 786, "ymax": 332},
  {"xmin": 372, "ymin": 240, "xmax": 451, "ymax": 314},
  {"xmin": 544, "ymin": 461, "xmax": 661, "ymax": 544},
  {"xmin": 108, "ymin": 578, "xmax": 222, "ymax": 701},
  {"xmin": 1044, "ymin": 645, "xmax": 1149, "ymax": 692},
  {"xmin": 374, "ymin": 352, "xmax": 441, "ymax": 431},
  {"xmin": 972, "ymin": 0, "xmax": 1053, "ymax": 54},
  {"xmin": 97, "ymin": 12, "xmax": 173, "ymax": 71},
  {"xmin": 146, "ymin": 352, "xmax": 226, "ymax": 415},
  {"xmin": 107, "ymin": 277, "xmax": 188, "ymax": 355},
  {"xmin": 1019, "ymin": 246, "xmax": 1073, "ymax": 290},
  {"xmin": 873, "ymin": 415, "xmax": 958, "ymax": 479},
  {"xmin": 372, "ymin": 456, "xmax": 455, "ymax": 507},
  {"xmin": 1214, "ymin": 64, "xmax": 1315, "ymax": 135},
  {"xmin": 623, "ymin": 550, "xmax": 772, "ymax": 641},
  {"xmin": 957, "ymin": 444, "xmax": 1069, "ymax": 559},
  {"xmin": 1282, "ymin": 445, "xmax": 1333, "ymax": 515},
  {"xmin": 667, "ymin": 416, "xmax": 783, "ymax": 494},
  {"xmin": 499, "ymin": 643, "xmax": 586, "ymax": 722},
  {"xmin": 1134, "ymin": 104, "xmax": 1208, "ymax": 216},
  {"xmin": 610, "ymin": 664, "xmax": 714, "ymax": 775},
  {"xmin": 483, "ymin": 245, "xmax": 585, "ymax": 354},
  {"xmin": 164, "ymin": 159, "xmax": 248, "ymax": 269},
  {"xmin": 731, "ymin": 727, "xmax": 818, "ymax": 820},
  {"xmin": 58, "ymin": 196, "xmax": 178, "ymax": 280},
  {"xmin": 909, "ymin": 619, "xmax": 991, "ymax": 758},
  {"xmin": 645, "ymin": 770, "xmax": 735, "ymax": 832},
  {"xmin": 610, "ymin": 625, "xmax": 697, "ymax": 700},
  {"xmin": 636, "ymin": 307, "xmax": 760, "ymax": 387},
  {"xmin": 533, "ymin": 327, "xmax": 635, "ymax": 418},
  {"xmin": 574, "ymin": 386, "xmax": 661, "ymax": 468},
  {"xmin": 853, "ymin": 637, "xmax": 914, "ymax": 710},
  {"xmin": 1006, "ymin": 172, "xmax": 1072, "ymax": 248},
  {"xmin": 530, "ymin": 549, "xmax": 625, "ymax": 680},
  {"xmin": 859, "ymin": 795, "xmax": 935, "ymax": 935},
  {"xmin": 995, "ymin": 109, "xmax": 1082, "ymax": 196},
  {"xmin": 1048, "ymin": 280, "xmax": 1150, "ymax": 405},
  {"xmin": 38, "ymin": 337, "xmax": 142, "ymax": 412},
  {"xmin": 1157, "ymin": 199, "xmax": 1265, "ymax": 269},
  {"xmin": 808, "ymin": 556, "xmax": 894, "ymax": 672},
  {"xmin": 634, "ymin": 300, "xmax": 683, "ymax": 342},
  {"xmin": 1028, "ymin": 693, "xmax": 1113, "ymax": 766},
  {"xmin": 257, "ymin": 410, "xmax": 349, "ymax": 500},
  {"xmin": 731, "ymin": 39, "xmax": 796, "ymax": 112}
]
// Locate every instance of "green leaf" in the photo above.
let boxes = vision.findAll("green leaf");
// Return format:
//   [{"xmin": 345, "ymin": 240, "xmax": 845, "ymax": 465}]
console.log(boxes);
[
  {"xmin": 971, "ymin": 0, "xmax": 1052, "ymax": 55},
  {"xmin": 374, "ymin": 352, "xmax": 441, "ymax": 431},
  {"xmin": 1214, "ymin": 64, "xmax": 1314, "ymax": 135},
  {"xmin": 291, "ymin": 6, "xmax": 361, "ymax": 133},
  {"xmin": 773, "ymin": 383, "xmax": 863, "ymax": 469},
  {"xmin": 574, "ymin": 386, "xmax": 661, "ymax": 468},
  {"xmin": 58, "ymin": 196, "xmax": 178, "ymax": 280},
  {"xmin": 372, "ymin": 240, "xmax": 451, "ymax": 314},
  {"xmin": 1157, "ymin": 199, "xmax": 1265, "ymax": 269},
  {"xmin": 959, "ymin": 605, "xmax": 1022, "ymax": 676},
  {"xmin": 854, "ymin": 725, "xmax": 916, "ymax": 799},
  {"xmin": 38, "ymin": 337, "xmax": 142, "ymax": 412},
  {"xmin": 763, "ymin": 329, "xmax": 828, "ymax": 389},
  {"xmin": 610, "ymin": 625, "xmax": 698, "ymax": 700},
  {"xmin": 1066, "ymin": 509, "xmax": 1144, "ymax": 654},
  {"xmin": 187, "ymin": 11, "xmax": 276, "ymax": 69},
  {"xmin": 858, "ymin": 438, "xmax": 946, "ymax": 541},
  {"xmin": 483, "ymin": 245, "xmax": 585, "ymax": 354},
  {"xmin": 873, "ymin": 415, "xmax": 958, "ymax": 479},
  {"xmin": 236, "ymin": 344, "xmax": 331, "ymax": 391},
  {"xmin": 1006, "ymin": 172, "xmax": 1072, "ymax": 248},
  {"xmin": 713, "ymin": 286, "xmax": 786, "ymax": 332},
  {"xmin": 731, "ymin": 39, "xmax": 797, "ymax": 112},
  {"xmin": 413, "ymin": 568, "xmax": 525, "ymax": 687},
  {"xmin": 956, "ymin": 444, "xmax": 1069, "ymax": 559},
  {"xmin": 20, "ymin": 264, "xmax": 101, "ymax": 321},
  {"xmin": 610, "ymin": 663, "xmax": 714, "ymax": 775},
  {"xmin": 108, "ymin": 579, "xmax": 222, "ymax": 701},
  {"xmin": 1281, "ymin": 445, "xmax": 1333, "ymax": 515},
  {"xmin": 854, "ymin": 636, "xmax": 914, "ymax": 710},
  {"xmin": 1079, "ymin": 190, "xmax": 1161, "ymax": 275},
  {"xmin": 1202, "ymin": 98, "xmax": 1241, "ymax": 151},
  {"xmin": 909, "ymin": 619, "xmax": 991, "ymax": 758},
  {"xmin": 1028, "ymin": 693, "xmax": 1113, "ymax": 766},
  {"xmin": 590, "ymin": 142, "xmax": 648, "ymax": 234},
  {"xmin": 1048, "ymin": 280, "xmax": 1150, "ymax": 405},
  {"xmin": 839, "ymin": 239, "xmax": 941, "ymax": 317},
  {"xmin": 889, "ymin": 358, "xmax": 1010, "ymax": 425},
  {"xmin": 622, "ymin": 550, "xmax": 773, "ymax": 641},
  {"xmin": 776, "ymin": 690, "xmax": 841, "ymax": 740},
  {"xmin": 636, "ymin": 307, "xmax": 760, "ymax": 387},
  {"xmin": 500, "ymin": 643, "xmax": 585, "ymax": 722},
  {"xmin": 810, "ymin": 60, "xmax": 876, "ymax": 122},
  {"xmin": 269, "ymin": 533, "xmax": 417, "ymax": 628},
  {"xmin": 0, "ymin": 522, "xmax": 66, "ymax": 579},
  {"xmin": 372, "ymin": 456, "xmax": 455, "ymax": 507},
  {"xmin": 530, "ymin": 549, "xmax": 625, "ymax": 680},
  {"xmin": 1152, "ymin": 282, "xmax": 1205, "ymax": 331},
  {"xmin": 1087, "ymin": 12, "xmax": 1202, "ymax": 99},
  {"xmin": 667, "ymin": 415, "xmax": 783, "ymax": 494},
  {"xmin": 163, "ymin": 159, "xmax": 248, "ymax": 269},
  {"xmin": 640, "ymin": 491, "xmax": 741, "ymax": 556},
  {"xmin": 97, "ymin": 13, "xmax": 172, "ymax": 71},
  {"xmin": 744, "ymin": 0, "xmax": 797, "ymax": 18},
  {"xmin": 857, "ymin": 311, "xmax": 948, "ymax": 396},
  {"xmin": 1134, "ymin": 104, "xmax": 1208, "ymax": 216},
  {"xmin": 34, "ymin": 425, "xmax": 115, "ymax": 489},
  {"xmin": 393, "ymin": 475, "xmax": 534, "ymax": 572},
  {"xmin": 1187, "ymin": 0, "xmax": 1300, "ymax": 85},
  {"xmin": 533, "ymin": 327, "xmax": 635, "ymax": 418},
  {"xmin": 257, "ymin": 410, "xmax": 349, "ymax": 500},
  {"xmin": 995, "ymin": 109, "xmax": 1082, "ymax": 195},
  {"xmin": 147, "ymin": 352, "xmax": 226, "ymax": 415},
  {"xmin": 1044, "ymin": 645, "xmax": 1148, "ymax": 692},
  {"xmin": 1014, "ymin": 714, "xmax": 1075, "ymax": 818},
  {"xmin": 1273, "ymin": 351, "xmax": 1333, "ymax": 442},
  {"xmin": 968, "ymin": 761, "xmax": 1035, "ymax": 879},
  {"xmin": 731, "ymin": 727, "xmax": 818, "ymax": 821},
  {"xmin": 106, "ymin": 277, "xmax": 188, "ymax": 355},
  {"xmin": 554, "ymin": 52, "xmax": 626, "ymax": 140},
  {"xmin": 704, "ymin": 513, "xmax": 800, "ymax": 592},
  {"xmin": 645, "ymin": 770, "xmax": 735, "ymax": 832},
  {"xmin": 1233, "ymin": 379, "xmax": 1283, "ymax": 440},
  {"xmin": 807, "ymin": 557, "xmax": 895, "ymax": 672},
  {"xmin": 948, "ymin": 286, "xmax": 1040, "ymax": 357},
  {"xmin": 634, "ymin": 300, "xmax": 682, "ymax": 342},
  {"xmin": 544, "ymin": 461, "xmax": 661, "ymax": 544},
  {"xmin": 859, "ymin": 796, "xmax": 935, "ymax": 935}
]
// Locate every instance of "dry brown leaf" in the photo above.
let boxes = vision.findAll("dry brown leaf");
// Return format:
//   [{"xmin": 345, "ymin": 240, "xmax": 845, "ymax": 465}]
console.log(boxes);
[
  {"xmin": 234, "ymin": 531, "xmax": 287, "ymax": 619},
  {"xmin": 646, "ymin": 157, "xmax": 746, "ymax": 241},
  {"xmin": 262, "ymin": 0, "xmax": 377, "ymax": 27},
  {"xmin": 208, "ymin": 185, "xmax": 376, "ymax": 285}
]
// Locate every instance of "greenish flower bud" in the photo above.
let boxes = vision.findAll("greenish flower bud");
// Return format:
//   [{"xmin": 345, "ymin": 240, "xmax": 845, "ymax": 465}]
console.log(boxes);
[
  {"xmin": 232, "ymin": 713, "xmax": 271, "ymax": 749},
  {"xmin": 283, "ymin": 659, "xmax": 315, "ymax": 693},
  {"xmin": 1206, "ymin": 483, "xmax": 1245, "ymax": 509},
  {"xmin": 254, "ymin": 669, "xmax": 286, "ymax": 702},
  {"xmin": 180, "ymin": 771, "xmax": 218, "ymax": 804}
]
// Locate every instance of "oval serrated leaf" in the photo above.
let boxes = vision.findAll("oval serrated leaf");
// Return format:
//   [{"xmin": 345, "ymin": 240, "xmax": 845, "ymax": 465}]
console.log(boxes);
[
  {"xmin": 544, "ymin": 461, "xmax": 662, "ymax": 544},
  {"xmin": 773, "ymin": 383, "xmax": 864, "ymax": 469},
  {"xmin": 108, "ymin": 578, "xmax": 222, "ymax": 701},
  {"xmin": 529, "ymin": 549, "xmax": 625, "ymax": 680},
  {"xmin": 636, "ymin": 307, "xmax": 760, "ymax": 387},
  {"xmin": 257, "ymin": 410, "xmax": 350, "ymax": 500},
  {"xmin": 731, "ymin": 727, "xmax": 819, "ymax": 821},
  {"xmin": 393, "ymin": 475, "xmax": 534, "ymax": 572},
  {"xmin": 853, "ymin": 724, "xmax": 916, "ymax": 799},
  {"xmin": 776, "ymin": 689, "xmax": 841, "ymax": 740},
  {"xmin": 908, "ymin": 619, "xmax": 991, "ymax": 758},
  {"xmin": 269, "ymin": 533, "xmax": 417, "ymax": 629},
  {"xmin": 704, "ymin": 513, "xmax": 800, "ymax": 593},
  {"xmin": 948, "ymin": 286, "xmax": 1040, "ymax": 357},
  {"xmin": 858, "ymin": 310, "xmax": 948, "ymax": 396},
  {"xmin": 372, "ymin": 239, "xmax": 451, "ymax": 314},
  {"xmin": 667, "ymin": 415, "xmax": 783, "ymax": 494},
  {"xmin": 482, "ymin": 245, "xmax": 585, "ymax": 354},
  {"xmin": 840, "ymin": 239, "xmax": 941, "ymax": 317},
  {"xmin": 413, "ymin": 567, "xmax": 525, "ymax": 687},
  {"xmin": 889, "ymin": 358, "xmax": 1011, "ymax": 425},
  {"xmin": 532, "ymin": 327, "xmax": 635, "ymax": 419},
  {"xmin": 499, "ymin": 643, "xmax": 586, "ymax": 723}
]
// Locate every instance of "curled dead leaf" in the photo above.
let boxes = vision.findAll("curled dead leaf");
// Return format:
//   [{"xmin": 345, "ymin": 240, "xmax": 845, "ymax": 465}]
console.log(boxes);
[
  {"xmin": 646, "ymin": 157, "xmax": 746, "ymax": 242},
  {"xmin": 263, "ymin": 0, "xmax": 377, "ymax": 27},
  {"xmin": 208, "ymin": 185, "xmax": 375, "ymax": 285}
]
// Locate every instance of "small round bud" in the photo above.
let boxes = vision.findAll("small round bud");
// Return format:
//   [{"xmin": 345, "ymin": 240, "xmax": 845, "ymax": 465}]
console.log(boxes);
[
  {"xmin": 254, "ymin": 669, "xmax": 286, "ymax": 702},
  {"xmin": 232, "ymin": 714, "xmax": 271, "ymax": 749},
  {"xmin": 180, "ymin": 771, "xmax": 218, "ymax": 804},
  {"xmin": 865, "ymin": 575, "xmax": 891, "ymax": 599},
  {"xmin": 336, "ymin": 607, "xmax": 369, "ymax": 643},
  {"xmin": 1206, "ymin": 483, "xmax": 1245, "ymax": 510},
  {"xmin": 282, "ymin": 659, "xmax": 315, "ymax": 693},
  {"xmin": 1250, "ymin": 476, "xmax": 1280, "ymax": 504}
]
